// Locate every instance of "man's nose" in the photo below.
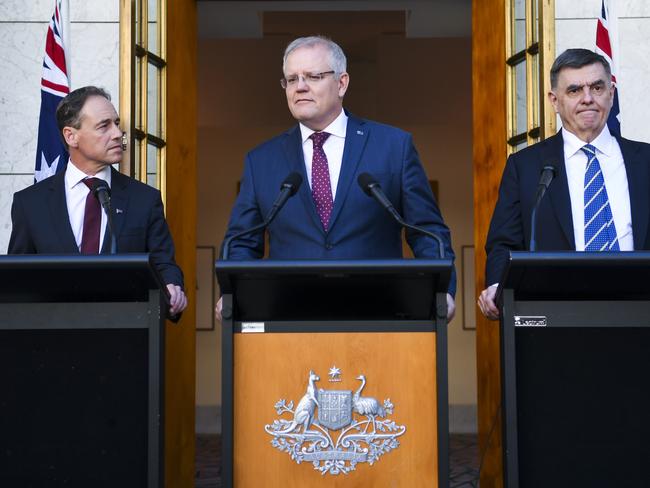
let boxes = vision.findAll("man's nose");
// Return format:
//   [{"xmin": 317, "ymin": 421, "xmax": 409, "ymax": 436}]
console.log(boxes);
[
  {"xmin": 581, "ymin": 86, "xmax": 594, "ymax": 103},
  {"xmin": 110, "ymin": 124, "xmax": 123, "ymax": 139},
  {"xmin": 296, "ymin": 75, "xmax": 309, "ymax": 90}
]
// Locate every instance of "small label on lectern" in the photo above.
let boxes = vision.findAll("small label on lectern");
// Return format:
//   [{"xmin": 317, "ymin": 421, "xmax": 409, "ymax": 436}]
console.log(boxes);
[
  {"xmin": 514, "ymin": 316, "xmax": 547, "ymax": 327},
  {"xmin": 241, "ymin": 322, "xmax": 265, "ymax": 333}
]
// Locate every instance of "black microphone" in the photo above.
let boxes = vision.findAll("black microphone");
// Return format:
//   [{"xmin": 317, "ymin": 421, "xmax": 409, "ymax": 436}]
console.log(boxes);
[
  {"xmin": 529, "ymin": 164, "xmax": 557, "ymax": 252},
  {"xmin": 357, "ymin": 172, "xmax": 446, "ymax": 259},
  {"xmin": 265, "ymin": 172, "xmax": 303, "ymax": 224},
  {"xmin": 221, "ymin": 172, "xmax": 303, "ymax": 260},
  {"xmin": 91, "ymin": 179, "xmax": 117, "ymax": 254}
]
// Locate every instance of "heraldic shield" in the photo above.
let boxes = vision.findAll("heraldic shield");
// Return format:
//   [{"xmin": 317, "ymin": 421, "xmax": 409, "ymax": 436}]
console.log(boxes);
[{"xmin": 318, "ymin": 390, "xmax": 352, "ymax": 430}]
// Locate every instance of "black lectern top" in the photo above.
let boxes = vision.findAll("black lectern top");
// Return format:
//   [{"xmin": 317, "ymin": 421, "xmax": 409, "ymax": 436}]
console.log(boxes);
[
  {"xmin": 498, "ymin": 251, "xmax": 650, "ymax": 301},
  {"xmin": 0, "ymin": 254, "xmax": 165, "ymax": 303},
  {"xmin": 216, "ymin": 259, "xmax": 452, "ymax": 321}
]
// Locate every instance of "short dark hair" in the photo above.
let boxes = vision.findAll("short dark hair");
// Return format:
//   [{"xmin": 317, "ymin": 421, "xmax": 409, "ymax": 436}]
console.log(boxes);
[
  {"xmin": 550, "ymin": 49, "xmax": 611, "ymax": 89},
  {"xmin": 56, "ymin": 86, "xmax": 111, "ymax": 149}
]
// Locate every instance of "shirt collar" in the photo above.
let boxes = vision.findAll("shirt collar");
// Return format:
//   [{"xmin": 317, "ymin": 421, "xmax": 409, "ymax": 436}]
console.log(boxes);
[
  {"xmin": 562, "ymin": 125, "xmax": 614, "ymax": 159},
  {"xmin": 299, "ymin": 109, "xmax": 348, "ymax": 143},
  {"xmin": 65, "ymin": 159, "xmax": 113, "ymax": 190}
]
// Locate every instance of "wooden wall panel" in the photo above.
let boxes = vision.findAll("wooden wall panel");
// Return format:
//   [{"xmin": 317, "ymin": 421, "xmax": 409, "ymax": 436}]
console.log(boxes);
[
  {"xmin": 164, "ymin": 0, "xmax": 197, "ymax": 486},
  {"xmin": 472, "ymin": 0, "xmax": 507, "ymax": 487}
]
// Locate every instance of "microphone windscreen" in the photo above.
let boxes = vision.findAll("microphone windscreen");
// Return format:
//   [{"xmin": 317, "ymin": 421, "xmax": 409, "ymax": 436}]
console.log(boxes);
[
  {"xmin": 92, "ymin": 179, "xmax": 111, "ymax": 196},
  {"xmin": 357, "ymin": 172, "xmax": 378, "ymax": 195},
  {"xmin": 542, "ymin": 164, "xmax": 557, "ymax": 175},
  {"xmin": 282, "ymin": 172, "xmax": 303, "ymax": 195}
]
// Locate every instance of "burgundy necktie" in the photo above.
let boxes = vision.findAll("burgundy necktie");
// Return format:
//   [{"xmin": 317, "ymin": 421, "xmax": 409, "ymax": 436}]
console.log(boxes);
[
  {"xmin": 310, "ymin": 132, "xmax": 333, "ymax": 230},
  {"xmin": 81, "ymin": 178, "xmax": 101, "ymax": 254}
]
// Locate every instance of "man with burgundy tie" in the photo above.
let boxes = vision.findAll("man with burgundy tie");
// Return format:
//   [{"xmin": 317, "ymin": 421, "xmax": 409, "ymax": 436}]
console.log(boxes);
[
  {"xmin": 220, "ymin": 36, "xmax": 456, "ymax": 320},
  {"xmin": 478, "ymin": 49, "xmax": 650, "ymax": 320},
  {"xmin": 8, "ymin": 86, "xmax": 187, "ymax": 316}
]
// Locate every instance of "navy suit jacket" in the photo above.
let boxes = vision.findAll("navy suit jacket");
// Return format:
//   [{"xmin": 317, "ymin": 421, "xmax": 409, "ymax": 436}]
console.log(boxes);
[
  {"xmin": 485, "ymin": 131, "xmax": 650, "ymax": 285},
  {"xmin": 223, "ymin": 113, "xmax": 456, "ymax": 295},
  {"xmin": 8, "ymin": 167, "xmax": 184, "ymax": 287}
]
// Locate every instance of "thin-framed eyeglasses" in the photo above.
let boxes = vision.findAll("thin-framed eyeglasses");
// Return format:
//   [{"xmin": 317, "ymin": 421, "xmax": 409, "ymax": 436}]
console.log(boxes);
[{"xmin": 280, "ymin": 71, "xmax": 336, "ymax": 89}]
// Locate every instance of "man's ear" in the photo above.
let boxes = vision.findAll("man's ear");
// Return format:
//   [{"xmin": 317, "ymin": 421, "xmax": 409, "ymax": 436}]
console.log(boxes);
[
  {"xmin": 547, "ymin": 90, "xmax": 559, "ymax": 113},
  {"xmin": 62, "ymin": 126, "xmax": 77, "ymax": 148},
  {"xmin": 337, "ymin": 72, "xmax": 349, "ymax": 98}
]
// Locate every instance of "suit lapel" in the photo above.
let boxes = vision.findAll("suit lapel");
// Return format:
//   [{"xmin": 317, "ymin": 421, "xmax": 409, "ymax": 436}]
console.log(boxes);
[
  {"xmin": 328, "ymin": 114, "xmax": 368, "ymax": 231},
  {"xmin": 619, "ymin": 137, "xmax": 649, "ymax": 249},
  {"xmin": 542, "ymin": 131, "xmax": 576, "ymax": 248},
  {"xmin": 47, "ymin": 171, "xmax": 79, "ymax": 252},
  {"xmin": 101, "ymin": 167, "xmax": 129, "ymax": 253},
  {"xmin": 282, "ymin": 125, "xmax": 324, "ymax": 232}
]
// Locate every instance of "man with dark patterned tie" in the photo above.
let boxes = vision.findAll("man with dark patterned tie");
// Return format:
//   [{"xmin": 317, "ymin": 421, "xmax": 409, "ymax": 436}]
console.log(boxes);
[
  {"xmin": 8, "ymin": 86, "xmax": 187, "ymax": 317},
  {"xmin": 220, "ymin": 36, "xmax": 456, "ymax": 320},
  {"xmin": 479, "ymin": 49, "xmax": 650, "ymax": 320}
]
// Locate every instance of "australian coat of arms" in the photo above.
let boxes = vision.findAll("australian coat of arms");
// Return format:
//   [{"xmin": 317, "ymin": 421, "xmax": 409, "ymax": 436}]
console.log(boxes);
[{"xmin": 264, "ymin": 367, "xmax": 406, "ymax": 475}]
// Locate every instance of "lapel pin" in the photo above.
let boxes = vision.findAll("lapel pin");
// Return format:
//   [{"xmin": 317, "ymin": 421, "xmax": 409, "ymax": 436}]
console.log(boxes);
[
  {"xmin": 356, "ymin": 130, "xmax": 364, "ymax": 135},
  {"xmin": 116, "ymin": 208, "xmax": 124, "ymax": 214}
]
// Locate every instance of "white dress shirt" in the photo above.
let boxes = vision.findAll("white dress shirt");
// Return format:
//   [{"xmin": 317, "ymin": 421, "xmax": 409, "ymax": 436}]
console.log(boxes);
[
  {"xmin": 562, "ymin": 126, "xmax": 634, "ymax": 251},
  {"xmin": 299, "ymin": 109, "xmax": 348, "ymax": 199},
  {"xmin": 64, "ymin": 161, "xmax": 112, "ymax": 251}
]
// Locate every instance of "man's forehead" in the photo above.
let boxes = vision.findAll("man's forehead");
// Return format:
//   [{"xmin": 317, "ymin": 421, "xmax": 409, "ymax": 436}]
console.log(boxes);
[
  {"xmin": 557, "ymin": 63, "xmax": 608, "ymax": 85},
  {"xmin": 80, "ymin": 96, "xmax": 119, "ymax": 121},
  {"xmin": 285, "ymin": 45, "xmax": 329, "ymax": 71}
]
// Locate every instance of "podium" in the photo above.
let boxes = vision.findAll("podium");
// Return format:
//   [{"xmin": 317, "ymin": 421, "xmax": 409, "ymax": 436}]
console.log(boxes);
[
  {"xmin": 217, "ymin": 259, "xmax": 452, "ymax": 488},
  {"xmin": 0, "ymin": 254, "xmax": 167, "ymax": 488},
  {"xmin": 498, "ymin": 252, "xmax": 650, "ymax": 488}
]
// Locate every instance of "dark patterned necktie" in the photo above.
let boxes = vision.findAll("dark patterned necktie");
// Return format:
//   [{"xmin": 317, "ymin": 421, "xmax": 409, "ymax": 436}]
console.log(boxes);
[
  {"xmin": 81, "ymin": 178, "xmax": 101, "ymax": 254},
  {"xmin": 581, "ymin": 144, "xmax": 619, "ymax": 251},
  {"xmin": 310, "ymin": 132, "xmax": 333, "ymax": 230}
]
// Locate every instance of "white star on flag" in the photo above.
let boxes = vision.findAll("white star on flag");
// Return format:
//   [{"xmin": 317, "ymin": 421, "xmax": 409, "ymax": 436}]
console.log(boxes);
[{"xmin": 35, "ymin": 153, "xmax": 61, "ymax": 182}]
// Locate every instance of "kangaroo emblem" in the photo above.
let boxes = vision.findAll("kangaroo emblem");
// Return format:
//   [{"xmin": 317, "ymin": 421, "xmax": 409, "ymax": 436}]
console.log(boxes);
[{"xmin": 275, "ymin": 370, "xmax": 320, "ymax": 434}]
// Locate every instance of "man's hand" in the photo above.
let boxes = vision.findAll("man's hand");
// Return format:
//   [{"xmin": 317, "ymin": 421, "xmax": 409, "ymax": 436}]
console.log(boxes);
[
  {"xmin": 478, "ymin": 284, "xmax": 499, "ymax": 320},
  {"xmin": 166, "ymin": 283, "xmax": 188, "ymax": 316},
  {"xmin": 446, "ymin": 293, "xmax": 456, "ymax": 323},
  {"xmin": 215, "ymin": 296, "xmax": 223, "ymax": 323}
]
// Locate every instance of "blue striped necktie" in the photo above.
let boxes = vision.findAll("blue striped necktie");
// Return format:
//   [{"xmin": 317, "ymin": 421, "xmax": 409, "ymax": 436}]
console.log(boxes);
[{"xmin": 581, "ymin": 144, "xmax": 619, "ymax": 251}]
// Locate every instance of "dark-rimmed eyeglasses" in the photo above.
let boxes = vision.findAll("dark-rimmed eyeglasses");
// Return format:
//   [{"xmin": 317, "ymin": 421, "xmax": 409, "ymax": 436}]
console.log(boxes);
[{"xmin": 280, "ymin": 71, "xmax": 336, "ymax": 89}]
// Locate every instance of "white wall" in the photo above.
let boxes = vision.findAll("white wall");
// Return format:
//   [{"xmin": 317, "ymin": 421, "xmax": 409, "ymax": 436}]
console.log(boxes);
[
  {"xmin": 0, "ymin": 0, "xmax": 119, "ymax": 252},
  {"xmin": 555, "ymin": 0, "xmax": 650, "ymax": 143}
]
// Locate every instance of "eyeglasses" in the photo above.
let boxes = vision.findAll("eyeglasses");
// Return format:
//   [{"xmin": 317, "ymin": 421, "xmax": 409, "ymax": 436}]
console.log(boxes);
[{"xmin": 280, "ymin": 71, "xmax": 336, "ymax": 89}]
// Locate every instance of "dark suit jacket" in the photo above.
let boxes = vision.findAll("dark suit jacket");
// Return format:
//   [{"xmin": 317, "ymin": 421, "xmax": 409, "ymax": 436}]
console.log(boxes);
[
  {"xmin": 485, "ymin": 131, "xmax": 650, "ymax": 284},
  {"xmin": 8, "ymin": 167, "xmax": 184, "ymax": 287},
  {"xmin": 223, "ymin": 112, "xmax": 457, "ymax": 295}
]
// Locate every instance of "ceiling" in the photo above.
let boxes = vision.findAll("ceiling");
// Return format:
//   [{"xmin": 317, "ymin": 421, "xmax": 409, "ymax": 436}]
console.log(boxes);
[{"xmin": 197, "ymin": 1, "xmax": 472, "ymax": 39}]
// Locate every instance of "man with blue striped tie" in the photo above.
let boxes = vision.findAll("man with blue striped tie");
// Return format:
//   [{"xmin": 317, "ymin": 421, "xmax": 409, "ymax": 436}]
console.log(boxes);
[{"xmin": 479, "ymin": 48, "xmax": 650, "ymax": 320}]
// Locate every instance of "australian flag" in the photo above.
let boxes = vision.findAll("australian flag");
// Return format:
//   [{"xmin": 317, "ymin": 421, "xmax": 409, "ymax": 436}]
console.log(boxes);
[
  {"xmin": 596, "ymin": 0, "xmax": 621, "ymax": 137},
  {"xmin": 35, "ymin": 0, "xmax": 70, "ymax": 182}
]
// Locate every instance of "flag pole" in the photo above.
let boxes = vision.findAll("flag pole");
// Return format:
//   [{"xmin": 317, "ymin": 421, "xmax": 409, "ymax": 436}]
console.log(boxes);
[{"xmin": 61, "ymin": 0, "xmax": 71, "ymax": 85}]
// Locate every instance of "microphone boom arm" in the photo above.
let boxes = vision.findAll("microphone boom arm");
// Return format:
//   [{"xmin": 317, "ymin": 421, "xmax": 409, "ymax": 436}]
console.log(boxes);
[{"xmin": 361, "ymin": 175, "xmax": 446, "ymax": 259}]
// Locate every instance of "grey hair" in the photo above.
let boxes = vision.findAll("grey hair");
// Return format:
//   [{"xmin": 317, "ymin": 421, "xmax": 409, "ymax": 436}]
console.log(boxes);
[
  {"xmin": 282, "ymin": 36, "xmax": 347, "ymax": 76},
  {"xmin": 550, "ymin": 48, "xmax": 612, "ymax": 89}
]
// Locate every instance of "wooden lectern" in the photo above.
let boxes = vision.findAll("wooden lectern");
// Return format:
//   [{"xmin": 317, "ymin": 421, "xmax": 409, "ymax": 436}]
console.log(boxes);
[
  {"xmin": 498, "ymin": 252, "xmax": 650, "ymax": 488},
  {"xmin": 217, "ymin": 259, "xmax": 452, "ymax": 488},
  {"xmin": 0, "ymin": 254, "xmax": 167, "ymax": 488}
]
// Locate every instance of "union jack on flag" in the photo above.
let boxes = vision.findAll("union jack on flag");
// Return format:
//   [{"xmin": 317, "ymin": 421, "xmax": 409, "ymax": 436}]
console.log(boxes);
[
  {"xmin": 596, "ymin": 0, "xmax": 621, "ymax": 137},
  {"xmin": 35, "ymin": 0, "xmax": 70, "ymax": 182}
]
